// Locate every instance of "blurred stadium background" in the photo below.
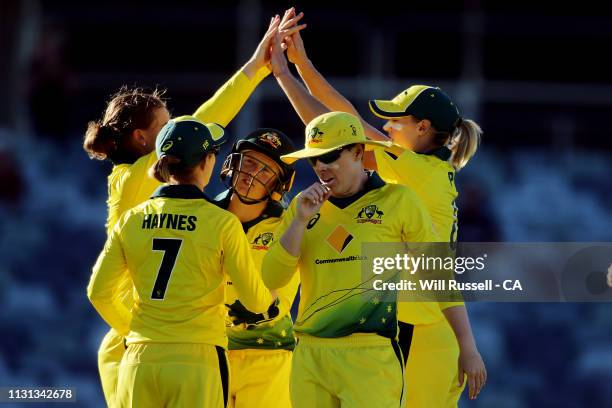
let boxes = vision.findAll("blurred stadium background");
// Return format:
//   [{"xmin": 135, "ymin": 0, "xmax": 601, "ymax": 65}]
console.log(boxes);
[{"xmin": 1, "ymin": 1, "xmax": 611, "ymax": 407}]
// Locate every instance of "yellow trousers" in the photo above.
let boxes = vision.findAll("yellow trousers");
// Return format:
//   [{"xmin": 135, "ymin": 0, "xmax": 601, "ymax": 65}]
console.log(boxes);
[
  {"xmin": 402, "ymin": 320, "xmax": 465, "ymax": 408},
  {"xmin": 228, "ymin": 349, "xmax": 292, "ymax": 408},
  {"xmin": 290, "ymin": 333, "xmax": 404, "ymax": 408},
  {"xmin": 116, "ymin": 343, "xmax": 229, "ymax": 408},
  {"xmin": 98, "ymin": 329, "xmax": 125, "ymax": 408}
]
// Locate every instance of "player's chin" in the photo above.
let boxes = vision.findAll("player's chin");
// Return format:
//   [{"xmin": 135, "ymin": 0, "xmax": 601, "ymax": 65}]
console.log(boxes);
[
  {"xmin": 325, "ymin": 182, "xmax": 343, "ymax": 197},
  {"xmin": 243, "ymin": 187, "xmax": 268, "ymax": 201}
]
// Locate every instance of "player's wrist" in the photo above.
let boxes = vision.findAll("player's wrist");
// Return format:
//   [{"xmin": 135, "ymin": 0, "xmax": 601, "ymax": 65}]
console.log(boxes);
[
  {"xmin": 294, "ymin": 214, "xmax": 311, "ymax": 226},
  {"xmin": 241, "ymin": 58, "xmax": 260, "ymax": 79},
  {"xmin": 294, "ymin": 56, "xmax": 311, "ymax": 69},
  {"xmin": 295, "ymin": 58, "xmax": 314, "ymax": 76},
  {"xmin": 458, "ymin": 340, "xmax": 479, "ymax": 355},
  {"xmin": 274, "ymin": 66, "xmax": 292, "ymax": 78}
]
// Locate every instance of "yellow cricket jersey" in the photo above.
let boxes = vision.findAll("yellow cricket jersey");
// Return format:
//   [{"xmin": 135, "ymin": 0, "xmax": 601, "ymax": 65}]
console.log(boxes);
[
  {"xmin": 101, "ymin": 67, "xmax": 270, "ymax": 311},
  {"xmin": 105, "ymin": 66, "xmax": 270, "ymax": 235},
  {"xmin": 213, "ymin": 190, "xmax": 300, "ymax": 351},
  {"xmin": 88, "ymin": 184, "xmax": 273, "ymax": 348},
  {"xmin": 374, "ymin": 145, "xmax": 458, "ymax": 244},
  {"xmin": 262, "ymin": 173, "xmax": 442, "ymax": 338},
  {"xmin": 374, "ymin": 145, "xmax": 465, "ymax": 315}
]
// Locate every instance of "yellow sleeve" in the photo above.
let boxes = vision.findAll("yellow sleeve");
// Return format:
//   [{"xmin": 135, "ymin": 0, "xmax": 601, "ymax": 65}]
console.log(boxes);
[
  {"xmin": 439, "ymin": 301, "xmax": 465, "ymax": 310},
  {"xmin": 192, "ymin": 66, "xmax": 270, "ymax": 127},
  {"xmin": 262, "ymin": 201, "xmax": 300, "ymax": 290},
  {"xmin": 374, "ymin": 145, "xmax": 432, "ymax": 189},
  {"xmin": 106, "ymin": 152, "xmax": 158, "ymax": 234},
  {"xmin": 275, "ymin": 264, "xmax": 300, "ymax": 318},
  {"xmin": 87, "ymin": 221, "xmax": 132, "ymax": 335},
  {"xmin": 223, "ymin": 215, "xmax": 273, "ymax": 313}
]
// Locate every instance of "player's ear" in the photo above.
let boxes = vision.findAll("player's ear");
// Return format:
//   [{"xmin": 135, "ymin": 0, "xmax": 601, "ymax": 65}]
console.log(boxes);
[
  {"xmin": 132, "ymin": 128, "xmax": 148, "ymax": 147},
  {"xmin": 417, "ymin": 119, "xmax": 432, "ymax": 135},
  {"xmin": 203, "ymin": 153, "xmax": 216, "ymax": 169},
  {"xmin": 353, "ymin": 144, "xmax": 365, "ymax": 161}
]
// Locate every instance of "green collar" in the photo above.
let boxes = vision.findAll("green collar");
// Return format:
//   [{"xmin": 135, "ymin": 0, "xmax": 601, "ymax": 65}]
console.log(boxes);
[
  {"xmin": 328, "ymin": 172, "xmax": 386, "ymax": 209},
  {"xmin": 151, "ymin": 184, "xmax": 207, "ymax": 199},
  {"xmin": 421, "ymin": 146, "xmax": 452, "ymax": 161},
  {"xmin": 385, "ymin": 146, "xmax": 452, "ymax": 162}
]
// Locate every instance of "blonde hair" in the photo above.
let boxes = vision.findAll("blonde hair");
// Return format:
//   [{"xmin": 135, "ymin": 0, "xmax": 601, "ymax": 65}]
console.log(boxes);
[
  {"xmin": 447, "ymin": 118, "xmax": 482, "ymax": 171},
  {"xmin": 150, "ymin": 155, "xmax": 183, "ymax": 183}
]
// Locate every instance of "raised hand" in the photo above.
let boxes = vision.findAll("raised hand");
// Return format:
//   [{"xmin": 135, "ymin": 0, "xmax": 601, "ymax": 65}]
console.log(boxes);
[
  {"xmin": 279, "ymin": 7, "xmax": 306, "ymax": 44},
  {"xmin": 252, "ymin": 15, "xmax": 281, "ymax": 70},
  {"xmin": 279, "ymin": 8, "xmax": 309, "ymax": 66},
  {"xmin": 270, "ymin": 30, "xmax": 290, "ymax": 77},
  {"xmin": 240, "ymin": 15, "xmax": 281, "ymax": 78},
  {"xmin": 296, "ymin": 182, "xmax": 331, "ymax": 222},
  {"xmin": 243, "ymin": 13, "xmax": 306, "ymax": 79}
]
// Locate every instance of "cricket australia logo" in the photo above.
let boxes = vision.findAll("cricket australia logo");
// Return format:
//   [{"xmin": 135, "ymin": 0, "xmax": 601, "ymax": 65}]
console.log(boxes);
[
  {"xmin": 308, "ymin": 127, "xmax": 324, "ymax": 144},
  {"xmin": 355, "ymin": 204, "xmax": 384, "ymax": 224},
  {"xmin": 251, "ymin": 232, "xmax": 274, "ymax": 250},
  {"xmin": 259, "ymin": 132, "xmax": 282, "ymax": 149}
]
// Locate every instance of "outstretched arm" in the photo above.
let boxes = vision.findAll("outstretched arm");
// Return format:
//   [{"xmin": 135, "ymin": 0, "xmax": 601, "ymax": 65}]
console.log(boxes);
[
  {"xmin": 270, "ymin": 30, "xmax": 329, "ymax": 125},
  {"xmin": 279, "ymin": 9, "xmax": 388, "ymax": 142},
  {"xmin": 193, "ymin": 14, "xmax": 306, "ymax": 127}
]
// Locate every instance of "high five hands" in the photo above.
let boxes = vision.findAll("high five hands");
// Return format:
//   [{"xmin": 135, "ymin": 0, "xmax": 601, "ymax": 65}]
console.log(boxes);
[
  {"xmin": 266, "ymin": 7, "xmax": 309, "ymax": 76},
  {"xmin": 243, "ymin": 10, "xmax": 306, "ymax": 78}
]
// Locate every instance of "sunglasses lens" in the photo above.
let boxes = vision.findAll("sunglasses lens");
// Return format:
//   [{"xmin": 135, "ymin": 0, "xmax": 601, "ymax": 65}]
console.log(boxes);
[{"xmin": 308, "ymin": 149, "xmax": 343, "ymax": 166}]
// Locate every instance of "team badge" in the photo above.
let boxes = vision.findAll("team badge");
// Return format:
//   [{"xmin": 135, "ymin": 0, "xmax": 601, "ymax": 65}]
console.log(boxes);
[
  {"xmin": 308, "ymin": 127, "xmax": 324, "ymax": 144},
  {"xmin": 259, "ymin": 132, "xmax": 282, "ymax": 149},
  {"xmin": 251, "ymin": 232, "xmax": 274, "ymax": 250},
  {"xmin": 355, "ymin": 204, "xmax": 384, "ymax": 224}
]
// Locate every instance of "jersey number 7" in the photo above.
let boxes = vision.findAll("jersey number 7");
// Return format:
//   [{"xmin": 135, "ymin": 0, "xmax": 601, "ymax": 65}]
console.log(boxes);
[{"xmin": 151, "ymin": 238, "xmax": 183, "ymax": 300}]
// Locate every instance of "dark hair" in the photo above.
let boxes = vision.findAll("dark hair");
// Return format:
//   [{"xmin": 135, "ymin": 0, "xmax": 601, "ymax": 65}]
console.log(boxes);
[{"xmin": 83, "ymin": 86, "xmax": 166, "ymax": 161}]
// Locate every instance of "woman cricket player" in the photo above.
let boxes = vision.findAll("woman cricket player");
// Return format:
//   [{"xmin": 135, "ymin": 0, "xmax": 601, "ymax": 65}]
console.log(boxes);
[
  {"xmin": 262, "ymin": 110, "xmax": 440, "ymax": 407},
  {"xmin": 214, "ymin": 128, "xmax": 299, "ymax": 408},
  {"xmin": 82, "ymin": 14, "xmax": 305, "ymax": 407},
  {"xmin": 87, "ymin": 116, "xmax": 273, "ymax": 407},
  {"xmin": 272, "ymin": 8, "xmax": 486, "ymax": 406}
]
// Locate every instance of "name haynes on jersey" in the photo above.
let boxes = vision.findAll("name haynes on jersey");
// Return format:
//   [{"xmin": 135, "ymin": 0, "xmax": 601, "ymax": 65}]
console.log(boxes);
[{"xmin": 141, "ymin": 213, "xmax": 197, "ymax": 231}]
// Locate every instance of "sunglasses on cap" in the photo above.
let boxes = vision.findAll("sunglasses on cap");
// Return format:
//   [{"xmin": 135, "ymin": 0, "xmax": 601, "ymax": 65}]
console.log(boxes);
[{"xmin": 307, "ymin": 144, "xmax": 354, "ymax": 166}]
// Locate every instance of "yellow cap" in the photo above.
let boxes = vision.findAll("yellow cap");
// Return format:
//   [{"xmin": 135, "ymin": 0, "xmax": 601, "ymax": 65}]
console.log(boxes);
[{"xmin": 280, "ymin": 112, "xmax": 391, "ymax": 164}]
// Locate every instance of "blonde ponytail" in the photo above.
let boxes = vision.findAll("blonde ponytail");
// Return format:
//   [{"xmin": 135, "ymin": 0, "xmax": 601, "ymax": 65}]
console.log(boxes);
[
  {"xmin": 149, "ymin": 154, "xmax": 213, "ymax": 183},
  {"xmin": 448, "ymin": 118, "xmax": 481, "ymax": 171},
  {"xmin": 150, "ymin": 155, "xmax": 181, "ymax": 183}
]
